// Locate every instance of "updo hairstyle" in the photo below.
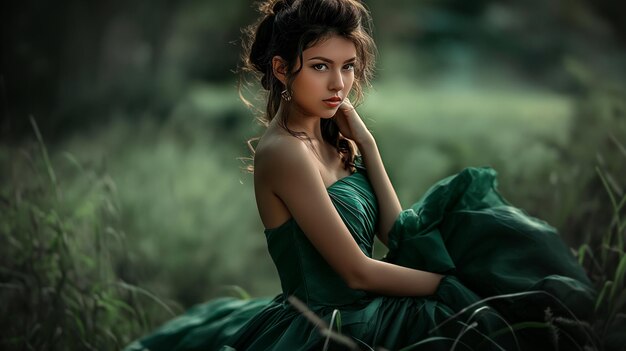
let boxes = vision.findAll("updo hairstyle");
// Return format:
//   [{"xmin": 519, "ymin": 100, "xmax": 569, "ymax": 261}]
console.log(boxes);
[{"xmin": 239, "ymin": 0, "xmax": 377, "ymax": 172}]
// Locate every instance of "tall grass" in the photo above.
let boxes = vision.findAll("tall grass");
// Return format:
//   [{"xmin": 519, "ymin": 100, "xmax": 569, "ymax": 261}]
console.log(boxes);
[
  {"xmin": 56, "ymin": 113, "xmax": 277, "ymax": 305},
  {"xmin": 1, "ymin": 62, "xmax": 622, "ymax": 349},
  {"xmin": 560, "ymin": 59, "xmax": 626, "ymax": 349},
  {"xmin": 0, "ymin": 118, "xmax": 177, "ymax": 350},
  {"xmin": 286, "ymin": 142, "xmax": 624, "ymax": 349},
  {"xmin": 280, "ymin": 60, "xmax": 626, "ymax": 350},
  {"xmin": 590, "ymin": 148, "xmax": 626, "ymax": 348}
]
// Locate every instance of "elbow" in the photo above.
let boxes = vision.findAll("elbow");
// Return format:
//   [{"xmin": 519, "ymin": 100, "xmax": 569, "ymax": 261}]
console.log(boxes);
[
  {"xmin": 346, "ymin": 275, "xmax": 364, "ymax": 290},
  {"xmin": 344, "ymin": 259, "xmax": 371, "ymax": 291}
]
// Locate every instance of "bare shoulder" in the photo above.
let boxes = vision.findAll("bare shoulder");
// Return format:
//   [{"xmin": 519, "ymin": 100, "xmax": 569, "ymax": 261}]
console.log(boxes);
[
  {"xmin": 254, "ymin": 130, "xmax": 326, "ymax": 229},
  {"xmin": 254, "ymin": 132, "xmax": 318, "ymax": 189}
]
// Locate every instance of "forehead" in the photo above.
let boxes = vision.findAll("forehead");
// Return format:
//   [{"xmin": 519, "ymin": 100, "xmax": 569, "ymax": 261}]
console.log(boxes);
[{"xmin": 303, "ymin": 35, "xmax": 356, "ymax": 60}]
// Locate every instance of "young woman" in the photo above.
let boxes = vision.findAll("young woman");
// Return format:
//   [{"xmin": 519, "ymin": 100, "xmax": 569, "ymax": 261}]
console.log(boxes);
[{"xmin": 125, "ymin": 0, "xmax": 596, "ymax": 350}]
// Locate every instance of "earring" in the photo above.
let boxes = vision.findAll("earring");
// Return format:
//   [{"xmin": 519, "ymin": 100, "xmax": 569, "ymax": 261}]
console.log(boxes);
[{"xmin": 281, "ymin": 89, "xmax": 292, "ymax": 101}]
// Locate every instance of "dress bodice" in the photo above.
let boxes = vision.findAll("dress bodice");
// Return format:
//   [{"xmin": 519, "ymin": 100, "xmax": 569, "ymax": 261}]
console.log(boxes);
[
  {"xmin": 263, "ymin": 156, "xmax": 379, "ymax": 307},
  {"xmin": 126, "ymin": 159, "xmax": 598, "ymax": 351}
]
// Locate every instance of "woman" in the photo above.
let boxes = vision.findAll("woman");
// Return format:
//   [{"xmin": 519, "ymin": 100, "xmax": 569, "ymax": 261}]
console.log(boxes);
[{"xmin": 125, "ymin": 0, "xmax": 596, "ymax": 350}]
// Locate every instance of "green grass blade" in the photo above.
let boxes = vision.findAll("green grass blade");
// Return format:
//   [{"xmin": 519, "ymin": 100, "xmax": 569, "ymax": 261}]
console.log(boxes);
[
  {"xmin": 29, "ymin": 115, "xmax": 61, "ymax": 201},
  {"xmin": 609, "ymin": 255, "xmax": 626, "ymax": 303},
  {"xmin": 596, "ymin": 166, "xmax": 617, "ymax": 214},
  {"xmin": 222, "ymin": 285, "xmax": 251, "ymax": 300},
  {"xmin": 488, "ymin": 321, "xmax": 550, "ymax": 339},
  {"xmin": 577, "ymin": 244, "xmax": 590, "ymax": 266},
  {"xmin": 595, "ymin": 280, "xmax": 613, "ymax": 312},
  {"xmin": 116, "ymin": 281, "xmax": 177, "ymax": 318},
  {"xmin": 398, "ymin": 335, "xmax": 472, "ymax": 351},
  {"xmin": 323, "ymin": 309, "xmax": 341, "ymax": 351}
]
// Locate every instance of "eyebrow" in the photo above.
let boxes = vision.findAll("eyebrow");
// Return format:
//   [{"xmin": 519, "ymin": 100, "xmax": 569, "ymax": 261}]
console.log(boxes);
[{"xmin": 307, "ymin": 56, "xmax": 357, "ymax": 63}]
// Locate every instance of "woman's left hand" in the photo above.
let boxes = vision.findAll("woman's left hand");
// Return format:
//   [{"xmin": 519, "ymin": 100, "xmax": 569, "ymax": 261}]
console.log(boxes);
[{"xmin": 332, "ymin": 98, "xmax": 374, "ymax": 146}]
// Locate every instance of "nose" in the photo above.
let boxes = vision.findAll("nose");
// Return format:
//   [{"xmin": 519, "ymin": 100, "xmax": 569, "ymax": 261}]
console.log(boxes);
[{"xmin": 329, "ymin": 69, "xmax": 344, "ymax": 92}]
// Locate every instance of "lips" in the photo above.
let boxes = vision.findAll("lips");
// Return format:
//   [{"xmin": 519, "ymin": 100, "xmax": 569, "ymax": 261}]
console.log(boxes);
[
  {"xmin": 324, "ymin": 96, "xmax": 342, "ymax": 102},
  {"xmin": 323, "ymin": 96, "xmax": 342, "ymax": 108}
]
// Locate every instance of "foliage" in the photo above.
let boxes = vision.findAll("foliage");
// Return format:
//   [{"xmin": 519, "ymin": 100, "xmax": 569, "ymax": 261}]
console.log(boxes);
[
  {"xmin": 2, "ymin": 0, "xmax": 625, "ymax": 349},
  {"xmin": 0, "ymin": 118, "xmax": 178, "ymax": 350},
  {"xmin": 285, "ymin": 59, "xmax": 626, "ymax": 351},
  {"xmin": 55, "ymin": 110, "xmax": 278, "ymax": 306},
  {"xmin": 566, "ymin": 62, "xmax": 626, "ymax": 350}
]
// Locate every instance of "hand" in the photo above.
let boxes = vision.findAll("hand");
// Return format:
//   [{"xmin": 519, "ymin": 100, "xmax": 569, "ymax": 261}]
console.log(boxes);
[{"xmin": 332, "ymin": 98, "xmax": 374, "ymax": 147}]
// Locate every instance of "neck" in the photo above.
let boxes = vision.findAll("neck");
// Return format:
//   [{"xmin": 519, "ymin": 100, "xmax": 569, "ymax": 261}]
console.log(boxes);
[{"xmin": 274, "ymin": 103, "xmax": 323, "ymax": 142}]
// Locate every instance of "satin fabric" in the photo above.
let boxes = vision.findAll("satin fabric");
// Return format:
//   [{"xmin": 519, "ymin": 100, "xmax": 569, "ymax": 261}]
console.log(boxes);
[{"xmin": 124, "ymin": 156, "xmax": 595, "ymax": 351}]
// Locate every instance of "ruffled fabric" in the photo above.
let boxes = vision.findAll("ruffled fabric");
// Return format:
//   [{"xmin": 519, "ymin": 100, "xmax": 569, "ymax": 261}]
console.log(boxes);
[
  {"xmin": 383, "ymin": 167, "xmax": 597, "ymax": 349},
  {"xmin": 124, "ymin": 166, "xmax": 596, "ymax": 351}
]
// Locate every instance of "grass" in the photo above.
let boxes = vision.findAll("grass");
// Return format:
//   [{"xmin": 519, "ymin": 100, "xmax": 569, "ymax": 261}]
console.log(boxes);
[
  {"xmin": 1, "ymin": 61, "xmax": 624, "ymax": 349},
  {"xmin": 285, "ymin": 288, "xmax": 601, "ymax": 350},
  {"xmin": 280, "ymin": 61, "xmax": 626, "ymax": 350},
  {"xmin": 0, "ymin": 117, "xmax": 179, "ymax": 350}
]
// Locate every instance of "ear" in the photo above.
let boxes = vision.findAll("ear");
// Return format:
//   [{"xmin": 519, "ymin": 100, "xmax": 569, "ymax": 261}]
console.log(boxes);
[{"xmin": 271, "ymin": 56, "xmax": 288, "ymax": 85}]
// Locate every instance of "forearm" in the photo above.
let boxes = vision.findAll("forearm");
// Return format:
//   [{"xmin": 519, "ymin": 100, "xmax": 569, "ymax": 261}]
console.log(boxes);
[
  {"xmin": 351, "ymin": 257, "xmax": 444, "ymax": 296},
  {"xmin": 356, "ymin": 138, "xmax": 402, "ymax": 245}
]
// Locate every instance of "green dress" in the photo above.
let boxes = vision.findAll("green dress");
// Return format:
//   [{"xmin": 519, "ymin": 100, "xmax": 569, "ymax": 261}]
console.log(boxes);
[{"xmin": 124, "ymin": 156, "xmax": 596, "ymax": 350}]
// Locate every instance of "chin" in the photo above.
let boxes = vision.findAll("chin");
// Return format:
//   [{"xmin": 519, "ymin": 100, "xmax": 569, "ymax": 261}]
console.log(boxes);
[
  {"xmin": 319, "ymin": 107, "xmax": 340, "ymax": 119},
  {"xmin": 296, "ymin": 103, "xmax": 337, "ymax": 119}
]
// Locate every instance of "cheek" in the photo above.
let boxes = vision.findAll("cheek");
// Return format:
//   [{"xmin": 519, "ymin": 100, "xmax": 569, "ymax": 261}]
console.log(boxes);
[
  {"xmin": 348, "ymin": 74, "xmax": 354, "ymax": 88},
  {"xmin": 293, "ymin": 72, "xmax": 312, "ymax": 90},
  {"xmin": 347, "ymin": 75, "xmax": 356, "ymax": 89},
  {"xmin": 291, "ymin": 78, "xmax": 316, "ymax": 108}
]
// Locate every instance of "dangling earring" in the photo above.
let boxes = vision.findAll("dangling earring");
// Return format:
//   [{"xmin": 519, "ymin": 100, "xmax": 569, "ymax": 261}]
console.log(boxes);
[{"xmin": 281, "ymin": 89, "xmax": 292, "ymax": 101}]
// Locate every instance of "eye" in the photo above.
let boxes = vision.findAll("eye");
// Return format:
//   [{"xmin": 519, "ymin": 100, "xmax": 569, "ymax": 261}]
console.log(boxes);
[
  {"xmin": 312, "ymin": 63, "xmax": 328, "ymax": 71},
  {"xmin": 344, "ymin": 63, "xmax": 355, "ymax": 71}
]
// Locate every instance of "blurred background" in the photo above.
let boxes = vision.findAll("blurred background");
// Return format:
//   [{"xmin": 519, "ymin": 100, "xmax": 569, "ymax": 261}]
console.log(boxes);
[{"xmin": 1, "ymin": 0, "xmax": 625, "ymax": 349}]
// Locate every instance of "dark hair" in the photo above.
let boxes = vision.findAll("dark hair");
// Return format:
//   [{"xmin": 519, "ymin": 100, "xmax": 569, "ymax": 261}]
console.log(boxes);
[{"xmin": 238, "ymin": 0, "xmax": 377, "ymax": 172}]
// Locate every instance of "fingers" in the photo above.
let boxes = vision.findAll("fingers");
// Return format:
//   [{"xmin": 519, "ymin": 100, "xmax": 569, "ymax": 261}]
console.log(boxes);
[{"xmin": 339, "ymin": 101, "xmax": 357, "ymax": 115}]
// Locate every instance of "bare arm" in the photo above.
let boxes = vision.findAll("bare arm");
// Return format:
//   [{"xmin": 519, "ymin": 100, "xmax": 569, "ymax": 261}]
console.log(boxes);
[
  {"xmin": 260, "ymin": 139, "xmax": 443, "ymax": 296},
  {"xmin": 356, "ymin": 138, "xmax": 401, "ymax": 247},
  {"xmin": 332, "ymin": 100, "xmax": 402, "ymax": 247}
]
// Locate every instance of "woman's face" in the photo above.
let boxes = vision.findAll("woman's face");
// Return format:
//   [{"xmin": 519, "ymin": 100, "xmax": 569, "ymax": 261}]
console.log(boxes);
[{"xmin": 289, "ymin": 35, "xmax": 357, "ymax": 119}]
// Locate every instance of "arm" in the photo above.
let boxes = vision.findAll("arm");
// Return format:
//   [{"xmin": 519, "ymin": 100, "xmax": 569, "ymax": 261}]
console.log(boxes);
[
  {"xmin": 262, "ymin": 139, "xmax": 443, "ymax": 296},
  {"xmin": 332, "ymin": 100, "xmax": 402, "ymax": 247},
  {"xmin": 356, "ymin": 138, "xmax": 401, "ymax": 247}
]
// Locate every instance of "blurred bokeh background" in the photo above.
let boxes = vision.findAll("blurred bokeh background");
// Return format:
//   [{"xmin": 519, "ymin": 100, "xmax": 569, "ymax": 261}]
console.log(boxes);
[{"xmin": 1, "ymin": 0, "xmax": 625, "ymax": 349}]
